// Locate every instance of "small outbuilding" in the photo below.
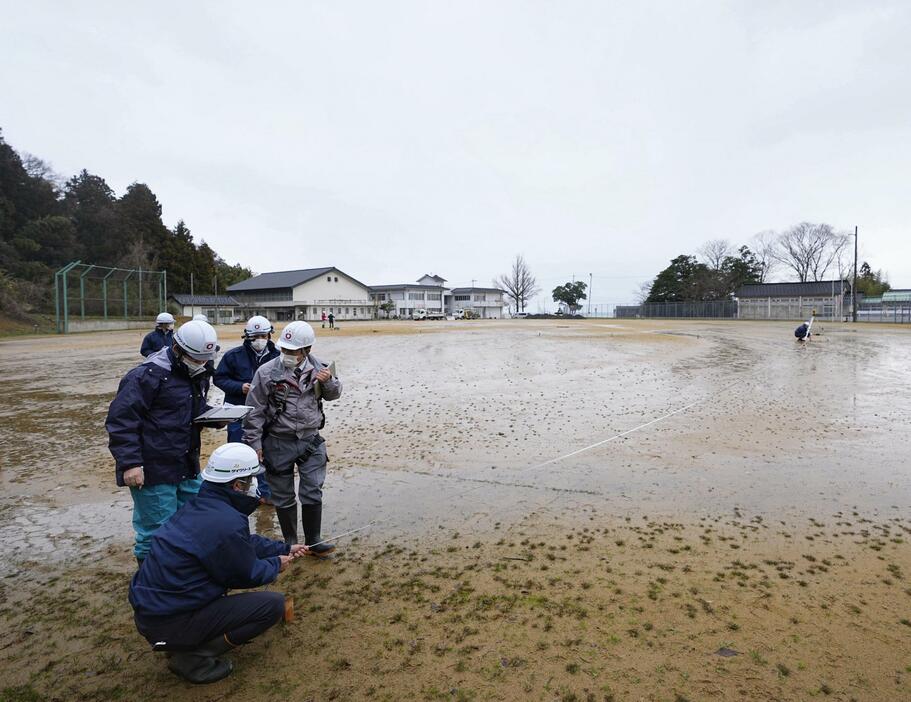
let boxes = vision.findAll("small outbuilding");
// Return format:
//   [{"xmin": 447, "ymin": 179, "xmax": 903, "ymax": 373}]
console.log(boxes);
[{"xmin": 169, "ymin": 294, "xmax": 241, "ymax": 324}]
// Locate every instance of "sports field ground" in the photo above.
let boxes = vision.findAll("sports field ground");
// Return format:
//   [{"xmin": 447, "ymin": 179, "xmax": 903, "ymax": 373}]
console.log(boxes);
[{"xmin": 1, "ymin": 319, "xmax": 909, "ymax": 701}]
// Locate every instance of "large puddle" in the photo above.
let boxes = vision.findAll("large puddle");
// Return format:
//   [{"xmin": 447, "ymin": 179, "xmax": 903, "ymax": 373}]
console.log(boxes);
[{"xmin": 1, "ymin": 320, "xmax": 909, "ymax": 574}]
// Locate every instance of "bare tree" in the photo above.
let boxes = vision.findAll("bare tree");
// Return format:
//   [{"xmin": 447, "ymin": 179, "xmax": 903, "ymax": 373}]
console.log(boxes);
[
  {"xmin": 495, "ymin": 254, "xmax": 540, "ymax": 313},
  {"xmin": 773, "ymin": 222, "xmax": 850, "ymax": 282},
  {"xmin": 697, "ymin": 239, "xmax": 732, "ymax": 270},
  {"xmin": 749, "ymin": 230, "xmax": 778, "ymax": 283},
  {"xmin": 21, "ymin": 152, "xmax": 65, "ymax": 189},
  {"xmin": 635, "ymin": 280, "xmax": 652, "ymax": 303}
]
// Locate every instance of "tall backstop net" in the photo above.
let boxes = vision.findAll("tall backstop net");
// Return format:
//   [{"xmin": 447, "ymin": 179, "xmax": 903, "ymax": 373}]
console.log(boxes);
[{"xmin": 54, "ymin": 261, "xmax": 168, "ymax": 333}]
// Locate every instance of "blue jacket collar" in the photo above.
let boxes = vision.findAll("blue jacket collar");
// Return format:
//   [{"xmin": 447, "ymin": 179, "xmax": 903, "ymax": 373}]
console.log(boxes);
[{"xmin": 199, "ymin": 481, "xmax": 261, "ymax": 516}]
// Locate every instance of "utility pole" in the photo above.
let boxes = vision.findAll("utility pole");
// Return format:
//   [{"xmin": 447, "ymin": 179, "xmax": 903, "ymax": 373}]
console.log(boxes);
[
  {"xmin": 214, "ymin": 275, "xmax": 219, "ymax": 326},
  {"xmin": 589, "ymin": 272, "xmax": 592, "ymax": 316},
  {"xmin": 852, "ymin": 225, "xmax": 858, "ymax": 323},
  {"xmin": 190, "ymin": 271, "xmax": 194, "ymax": 297}
]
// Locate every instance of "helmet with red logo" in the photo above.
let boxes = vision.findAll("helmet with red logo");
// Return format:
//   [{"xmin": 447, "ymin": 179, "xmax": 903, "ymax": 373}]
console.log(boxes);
[
  {"xmin": 244, "ymin": 315, "xmax": 274, "ymax": 338},
  {"xmin": 174, "ymin": 320, "xmax": 219, "ymax": 361},
  {"xmin": 277, "ymin": 321, "xmax": 316, "ymax": 350}
]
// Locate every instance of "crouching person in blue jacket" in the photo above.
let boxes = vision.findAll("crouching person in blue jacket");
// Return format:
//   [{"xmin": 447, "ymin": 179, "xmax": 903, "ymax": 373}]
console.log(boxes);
[
  {"xmin": 130, "ymin": 443, "xmax": 308, "ymax": 684},
  {"xmin": 107, "ymin": 320, "xmax": 219, "ymax": 564}
]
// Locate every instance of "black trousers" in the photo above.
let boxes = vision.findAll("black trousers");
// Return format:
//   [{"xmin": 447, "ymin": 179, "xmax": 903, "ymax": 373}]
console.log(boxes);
[{"xmin": 135, "ymin": 591, "xmax": 285, "ymax": 650}]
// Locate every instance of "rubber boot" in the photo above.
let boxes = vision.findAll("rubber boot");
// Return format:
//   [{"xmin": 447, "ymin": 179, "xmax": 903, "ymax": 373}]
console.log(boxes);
[
  {"xmin": 275, "ymin": 505, "xmax": 298, "ymax": 545},
  {"xmin": 167, "ymin": 635, "xmax": 234, "ymax": 684},
  {"xmin": 301, "ymin": 503, "xmax": 335, "ymax": 558}
]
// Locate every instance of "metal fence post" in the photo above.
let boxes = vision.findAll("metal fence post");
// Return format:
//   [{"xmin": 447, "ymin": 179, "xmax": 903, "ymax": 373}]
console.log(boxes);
[
  {"xmin": 102, "ymin": 268, "xmax": 116, "ymax": 319},
  {"xmin": 78, "ymin": 265, "xmax": 94, "ymax": 319},
  {"xmin": 123, "ymin": 270, "xmax": 134, "ymax": 319}
]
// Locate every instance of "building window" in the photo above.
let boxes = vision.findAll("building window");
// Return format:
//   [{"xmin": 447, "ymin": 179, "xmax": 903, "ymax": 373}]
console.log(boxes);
[
  {"xmin": 334, "ymin": 277, "xmax": 338, "ymax": 282},
  {"xmin": 234, "ymin": 289, "xmax": 292, "ymax": 303},
  {"xmin": 454, "ymin": 294, "xmax": 470, "ymax": 301},
  {"xmin": 391, "ymin": 292, "xmax": 404, "ymax": 300},
  {"xmin": 327, "ymin": 276, "xmax": 332, "ymax": 282},
  {"xmin": 408, "ymin": 292, "xmax": 424, "ymax": 300},
  {"xmin": 427, "ymin": 293, "xmax": 441, "ymax": 301},
  {"xmin": 474, "ymin": 294, "xmax": 485, "ymax": 301}
]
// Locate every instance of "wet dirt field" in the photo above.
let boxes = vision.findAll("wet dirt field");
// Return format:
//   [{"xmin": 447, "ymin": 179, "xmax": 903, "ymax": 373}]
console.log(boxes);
[{"xmin": 1, "ymin": 319, "xmax": 910, "ymax": 701}]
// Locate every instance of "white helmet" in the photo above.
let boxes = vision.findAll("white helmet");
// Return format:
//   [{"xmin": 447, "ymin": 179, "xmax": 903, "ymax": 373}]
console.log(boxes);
[
  {"xmin": 277, "ymin": 321, "xmax": 315, "ymax": 350},
  {"xmin": 192, "ymin": 313, "xmax": 208, "ymax": 322},
  {"xmin": 156, "ymin": 312, "xmax": 175, "ymax": 325},
  {"xmin": 201, "ymin": 443, "xmax": 265, "ymax": 483},
  {"xmin": 244, "ymin": 315, "xmax": 274, "ymax": 337},
  {"xmin": 174, "ymin": 320, "xmax": 219, "ymax": 360}
]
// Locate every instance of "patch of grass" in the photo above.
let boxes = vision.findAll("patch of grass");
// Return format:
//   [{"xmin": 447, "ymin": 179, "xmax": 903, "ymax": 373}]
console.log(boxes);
[{"xmin": 0, "ymin": 687, "xmax": 45, "ymax": 702}]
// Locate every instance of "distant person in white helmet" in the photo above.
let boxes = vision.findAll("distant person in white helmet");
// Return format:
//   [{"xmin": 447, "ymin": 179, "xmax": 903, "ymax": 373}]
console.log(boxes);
[
  {"xmin": 244, "ymin": 321, "xmax": 342, "ymax": 556},
  {"xmin": 192, "ymin": 313, "xmax": 208, "ymax": 322},
  {"xmin": 107, "ymin": 320, "xmax": 221, "ymax": 564},
  {"xmin": 214, "ymin": 316, "xmax": 280, "ymax": 502},
  {"xmin": 141, "ymin": 312, "xmax": 175, "ymax": 357},
  {"xmin": 129, "ymin": 444, "xmax": 308, "ymax": 684}
]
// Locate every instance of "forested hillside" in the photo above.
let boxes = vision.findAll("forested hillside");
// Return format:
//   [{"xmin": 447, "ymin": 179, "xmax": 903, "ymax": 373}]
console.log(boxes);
[{"xmin": 0, "ymin": 129, "xmax": 251, "ymax": 327}]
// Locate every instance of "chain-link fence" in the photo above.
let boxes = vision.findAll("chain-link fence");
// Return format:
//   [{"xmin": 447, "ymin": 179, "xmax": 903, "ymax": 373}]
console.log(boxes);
[
  {"xmin": 582, "ymin": 299, "xmax": 909, "ymax": 323},
  {"xmin": 54, "ymin": 261, "xmax": 167, "ymax": 333},
  {"xmin": 857, "ymin": 301, "xmax": 911, "ymax": 323}
]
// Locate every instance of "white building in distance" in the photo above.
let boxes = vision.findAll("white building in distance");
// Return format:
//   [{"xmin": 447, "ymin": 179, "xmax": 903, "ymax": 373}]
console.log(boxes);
[
  {"xmin": 370, "ymin": 273, "xmax": 448, "ymax": 319},
  {"xmin": 449, "ymin": 286, "xmax": 506, "ymax": 319},
  {"xmin": 227, "ymin": 267, "xmax": 373, "ymax": 323},
  {"xmin": 370, "ymin": 274, "xmax": 506, "ymax": 319}
]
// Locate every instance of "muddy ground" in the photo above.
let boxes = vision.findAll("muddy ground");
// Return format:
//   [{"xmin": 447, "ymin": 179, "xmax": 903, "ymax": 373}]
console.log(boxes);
[{"xmin": 1, "ymin": 319, "xmax": 910, "ymax": 701}]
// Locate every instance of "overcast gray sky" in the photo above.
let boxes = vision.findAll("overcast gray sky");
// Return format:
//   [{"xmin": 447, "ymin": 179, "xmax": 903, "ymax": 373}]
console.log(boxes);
[{"xmin": 2, "ymin": 1, "xmax": 909, "ymax": 306}]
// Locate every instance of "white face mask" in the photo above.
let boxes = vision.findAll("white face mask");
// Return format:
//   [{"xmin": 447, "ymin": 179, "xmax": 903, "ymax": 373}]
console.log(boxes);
[
  {"xmin": 183, "ymin": 358, "xmax": 207, "ymax": 376},
  {"xmin": 244, "ymin": 476, "xmax": 259, "ymax": 499},
  {"xmin": 250, "ymin": 338, "xmax": 268, "ymax": 352},
  {"xmin": 280, "ymin": 353, "xmax": 300, "ymax": 368}
]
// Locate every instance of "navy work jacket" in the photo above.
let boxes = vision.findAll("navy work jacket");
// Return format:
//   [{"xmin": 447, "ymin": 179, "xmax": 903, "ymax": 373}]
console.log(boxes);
[
  {"xmin": 129, "ymin": 482, "xmax": 289, "ymax": 618},
  {"xmin": 214, "ymin": 340, "xmax": 279, "ymax": 406},
  {"xmin": 106, "ymin": 347, "xmax": 210, "ymax": 487},
  {"xmin": 141, "ymin": 328, "xmax": 174, "ymax": 357}
]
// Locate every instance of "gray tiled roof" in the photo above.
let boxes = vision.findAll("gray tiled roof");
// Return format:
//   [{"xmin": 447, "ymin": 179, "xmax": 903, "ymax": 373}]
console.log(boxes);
[
  {"xmin": 227, "ymin": 267, "xmax": 369, "ymax": 292},
  {"xmin": 170, "ymin": 294, "xmax": 239, "ymax": 305},
  {"xmin": 736, "ymin": 280, "xmax": 849, "ymax": 298}
]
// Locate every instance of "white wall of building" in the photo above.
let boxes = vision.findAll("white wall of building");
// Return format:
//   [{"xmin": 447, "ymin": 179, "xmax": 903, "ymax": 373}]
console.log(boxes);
[{"xmin": 293, "ymin": 271, "xmax": 369, "ymax": 303}]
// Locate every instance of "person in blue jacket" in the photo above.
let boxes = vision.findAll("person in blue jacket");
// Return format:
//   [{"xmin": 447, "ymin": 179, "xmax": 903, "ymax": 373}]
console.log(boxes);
[
  {"xmin": 107, "ymin": 320, "xmax": 220, "ymax": 563},
  {"xmin": 214, "ymin": 315, "xmax": 279, "ymax": 501},
  {"xmin": 130, "ymin": 443, "xmax": 308, "ymax": 684},
  {"xmin": 141, "ymin": 312, "xmax": 176, "ymax": 357}
]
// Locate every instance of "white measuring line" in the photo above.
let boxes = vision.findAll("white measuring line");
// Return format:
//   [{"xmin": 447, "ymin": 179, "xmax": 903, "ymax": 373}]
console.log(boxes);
[
  {"xmin": 297, "ymin": 334, "xmax": 779, "ymax": 547},
  {"xmin": 520, "ymin": 396, "xmax": 708, "ymax": 473},
  {"xmin": 519, "ymin": 365, "xmax": 759, "ymax": 475}
]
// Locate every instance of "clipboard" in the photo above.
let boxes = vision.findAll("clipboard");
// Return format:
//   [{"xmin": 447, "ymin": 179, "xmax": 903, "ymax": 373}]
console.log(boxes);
[{"xmin": 193, "ymin": 404, "xmax": 252, "ymax": 426}]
